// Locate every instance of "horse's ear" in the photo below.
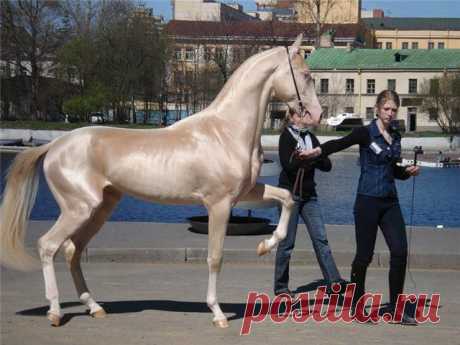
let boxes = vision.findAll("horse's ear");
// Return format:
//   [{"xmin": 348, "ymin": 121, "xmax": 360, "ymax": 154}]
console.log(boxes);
[{"xmin": 289, "ymin": 33, "xmax": 303, "ymax": 59}]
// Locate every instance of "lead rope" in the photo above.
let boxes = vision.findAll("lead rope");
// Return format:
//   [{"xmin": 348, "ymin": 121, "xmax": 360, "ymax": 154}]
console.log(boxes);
[
  {"xmin": 292, "ymin": 168, "xmax": 305, "ymax": 199},
  {"xmin": 407, "ymin": 148, "xmax": 422, "ymax": 290}
]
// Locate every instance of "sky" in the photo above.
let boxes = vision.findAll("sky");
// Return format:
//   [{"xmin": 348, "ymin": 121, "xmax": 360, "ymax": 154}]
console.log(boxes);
[{"xmin": 144, "ymin": 0, "xmax": 460, "ymax": 21}]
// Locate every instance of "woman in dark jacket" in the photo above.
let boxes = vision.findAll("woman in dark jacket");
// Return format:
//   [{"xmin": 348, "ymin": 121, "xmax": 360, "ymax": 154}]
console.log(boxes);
[
  {"xmin": 302, "ymin": 90, "xmax": 420, "ymax": 325},
  {"xmin": 274, "ymin": 105, "xmax": 347, "ymax": 298}
]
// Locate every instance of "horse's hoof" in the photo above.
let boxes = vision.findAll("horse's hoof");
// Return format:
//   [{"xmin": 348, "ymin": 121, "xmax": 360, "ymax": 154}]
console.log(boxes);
[
  {"xmin": 47, "ymin": 312, "xmax": 61, "ymax": 327},
  {"xmin": 257, "ymin": 241, "xmax": 270, "ymax": 256},
  {"xmin": 91, "ymin": 309, "xmax": 107, "ymax": 319},
  {"xmin": 213, "ymin": 319, "xmax": 229, "ymax": 328}
]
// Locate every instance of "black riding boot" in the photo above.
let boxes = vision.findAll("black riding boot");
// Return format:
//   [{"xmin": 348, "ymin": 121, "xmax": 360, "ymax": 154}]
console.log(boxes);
[{"xmin": 350, "ymin": 261, "xmax": 367, "ymax": 306}]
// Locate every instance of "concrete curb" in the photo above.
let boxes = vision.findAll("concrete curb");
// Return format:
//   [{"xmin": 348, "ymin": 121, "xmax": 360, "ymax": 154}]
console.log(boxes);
[{"xmin": 35, "ymin": 246, "xmax": 460, "ymax": 269}]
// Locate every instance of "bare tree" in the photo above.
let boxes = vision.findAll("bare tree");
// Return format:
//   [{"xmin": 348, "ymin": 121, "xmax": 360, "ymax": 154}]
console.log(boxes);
[
  {"xmin": 60, "ymin": 0, "xmax": 100, "ymax": 37},
  {"xmin": 421, "ymin": 73, "xmax": 460, "ymax": 134},
  {"xmin": 296, "ymin": 0, "xmax": 337, "ymax": 47}
]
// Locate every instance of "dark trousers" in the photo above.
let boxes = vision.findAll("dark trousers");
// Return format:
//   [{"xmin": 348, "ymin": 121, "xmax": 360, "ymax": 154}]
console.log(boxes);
[{"xmin": 352, "ymin": 194, "xmax": 408, "ymax": 306}]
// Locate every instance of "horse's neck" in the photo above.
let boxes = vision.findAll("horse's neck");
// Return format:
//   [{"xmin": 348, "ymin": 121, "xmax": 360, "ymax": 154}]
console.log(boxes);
[{"xmin": 208, "ymin": 49, "xmax": 282, "ymax": 151}]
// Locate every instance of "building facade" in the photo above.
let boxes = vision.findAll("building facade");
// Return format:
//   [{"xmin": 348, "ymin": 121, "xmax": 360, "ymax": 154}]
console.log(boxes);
[
  {"xmin": 307, "ymin": 48, "xmax": 460, "ymax": 131},
  {"xmin": 363, "ymin": 17, "xmax": 460, "ymax": 50},
  {"xmin": 172, "ymin": 0, "xmax": 256, "ymax": 22},
  {"xmin": 165, "ymin": 19, "xmax": 367, "ymax": 120},
  {"xmin": 295, "ymin": 0, "xmax": 361, "ymax": 24}
]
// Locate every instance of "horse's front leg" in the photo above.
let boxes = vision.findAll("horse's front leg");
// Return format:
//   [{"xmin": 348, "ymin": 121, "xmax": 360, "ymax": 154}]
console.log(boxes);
[
  {"xmin": 205, "ymin": 198, "xmax": 232, "ymax": 328},
  {"xmin": 239, "ymin": 183, "xmax": 294, "ymax": 256}
]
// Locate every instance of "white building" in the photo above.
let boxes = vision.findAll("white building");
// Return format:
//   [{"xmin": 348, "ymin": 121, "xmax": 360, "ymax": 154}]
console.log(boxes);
[{"xmin": 307, "ymin": 47, "xmax": 460, "ymax": 132}]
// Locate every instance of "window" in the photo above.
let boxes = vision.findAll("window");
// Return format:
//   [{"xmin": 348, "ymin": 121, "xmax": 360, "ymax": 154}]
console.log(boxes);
[
  {"xmin": 409, "ymin": 79, "xmax": 418, "ymax": 94},
  {"xmin": 438, "ymin": 42, "xmax": 445, "ymax": 49},
  {"xmin": 386, "ymin": 42, "xmax": 393, "ymax": 49},
  {"xmin": 366, "ymin": 107, "xmax": 375, "ymax": 119},
  {"xmin": 204, "ymin": 47, "xmax": 212, "ymax": 61},
  {"xmin": 185, "ymin": 48, "xmax": 195, "ymax": 61},
  {"xmin": 215, "ymin": 47, "xmax": 224, "ymax": 60},
  {"xmin": 367, "ymin": 79, "xmax": 375, "ymax": 94},
  {"xmin": 346, "ymin": 79, "xmax": 354, "ymax": 94},
  {"xmin": 388, "ymin": 79, "xmax": 396, "ymax": 91},
  {"xmin": 244, "ymin": 47, "xmax": 253, "ymax": 58},
  {"xmin": 320, "ymin": 79, "xmax": 329, "ymax": 94},
  {"xmin": 175, "ymin": 48, "xmax": 183, "ymax": 60},
  {"xmin": 322, "ymin": 106, "xmax": 329, "ymax": 119},
  {"xmin": 345, "ymin": 107, "xmax": 354, "ymax": 114},
  {"xmin": 376, "ymin": 42, "xmax": 382, "ymax": 49},
  {"xmin": 411, "ymin": 42, "xmax": 419, "ymax": 49},
  {"xmin": 429, "ymin": 108, "xmax": 438, "ymax": 121},
  {"xmin": 185, "ymin": 70, "xmax": 193, "ymax": 81},
  {"xmin": 428, "ymin": 42, "xmax": 434, "ymax": 50},
  {"xmin": 402, "ymin": 42, "xmax": 409, "ymax": 49},
  {"xmin": 232, "ymin": 47, "xmax": 242, "ymax": 63},
  {"xmin": 430, "ymin": 78, "xmax": 440, "ymax": 94}
]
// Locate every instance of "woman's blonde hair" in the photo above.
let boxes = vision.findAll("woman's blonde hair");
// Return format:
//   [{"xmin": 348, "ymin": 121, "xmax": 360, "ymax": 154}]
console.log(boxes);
[{"xmin": 376, "ymin": 89, "xmax": 400, "ymax": 109}]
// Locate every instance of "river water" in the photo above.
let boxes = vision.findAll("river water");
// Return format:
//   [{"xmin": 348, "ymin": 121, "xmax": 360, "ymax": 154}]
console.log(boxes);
[{"xmin": 1, "ymin": 151, "xmax": 459, "ymax": 227}]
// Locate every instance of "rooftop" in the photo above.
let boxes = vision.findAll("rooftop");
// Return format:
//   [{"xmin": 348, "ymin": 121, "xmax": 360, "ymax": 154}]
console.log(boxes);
[
  {"xmin": 307, "ymin": 48, "xmax": 460, "ymax": 70},
  {"xmin": 363, "ymin": 17, "xmax": 460, "ymax": 31},
  {"xmin": 166, "ymin": 20, "xmax": 365, "ymax": 41}
]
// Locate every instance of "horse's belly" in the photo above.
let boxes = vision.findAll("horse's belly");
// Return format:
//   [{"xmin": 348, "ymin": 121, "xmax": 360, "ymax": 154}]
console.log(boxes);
[
  {"xmin": 110, "ymin": 171, "xmax": 202, "ymax": 204},
  {"xmin": 105, "ymin": 155, "xmax": 206, "ymax": 204}
]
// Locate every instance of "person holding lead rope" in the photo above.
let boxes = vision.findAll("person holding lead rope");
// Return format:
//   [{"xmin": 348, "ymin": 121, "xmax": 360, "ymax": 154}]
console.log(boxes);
[{"xmin": 302, "ymin": 90, "xmax": 420, "ymax": 325}]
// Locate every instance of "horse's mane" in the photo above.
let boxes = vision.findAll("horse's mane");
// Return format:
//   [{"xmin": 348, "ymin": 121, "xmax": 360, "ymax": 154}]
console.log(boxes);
[{"xmin": 209, "ymin": 46, "xmax": 284, "ymax": 109}]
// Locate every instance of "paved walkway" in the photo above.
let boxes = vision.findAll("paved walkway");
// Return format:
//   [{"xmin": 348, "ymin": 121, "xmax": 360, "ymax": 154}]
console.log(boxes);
[
  {"xmin": 23, "ymin": 221, "xmax": 460, "ymax": 269},
  {"xmin": 1, "ymin": 263, "xmax": 460, "ymax": 345}
]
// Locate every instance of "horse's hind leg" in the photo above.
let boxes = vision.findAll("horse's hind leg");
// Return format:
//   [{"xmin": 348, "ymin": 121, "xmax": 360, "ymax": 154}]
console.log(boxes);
[
  {"xmin": 38, "ymin": 208, "xmax": 96, "ymax": 326},
  {"xmin": 205, "ymin": 198, "xmax": 232, "ymax": 328},
  {"xmin": 61, "ymin": 188, "xmax": 121, "ymax": 319}
]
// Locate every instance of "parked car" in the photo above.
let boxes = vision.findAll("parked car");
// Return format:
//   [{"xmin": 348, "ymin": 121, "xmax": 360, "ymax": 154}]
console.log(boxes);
[
  {"xmin": 90, "ymin": 112, "xmax": 105, "ymax": 124},
  {"xmin": 327, "ymin": 112, "xmax": 355, "ymax": 126}
]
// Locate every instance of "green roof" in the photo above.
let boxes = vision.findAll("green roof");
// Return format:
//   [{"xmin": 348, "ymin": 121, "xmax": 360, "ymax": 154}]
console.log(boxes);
[{"xmin": 307, "ymin": 48, "xmax": 460, "ymax": 70}]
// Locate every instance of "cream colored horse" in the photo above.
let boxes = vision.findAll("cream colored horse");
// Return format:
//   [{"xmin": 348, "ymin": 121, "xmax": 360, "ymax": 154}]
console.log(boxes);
[{"xmin": 0, "ymin": 35, "xmax": 321, "ymax": 328}]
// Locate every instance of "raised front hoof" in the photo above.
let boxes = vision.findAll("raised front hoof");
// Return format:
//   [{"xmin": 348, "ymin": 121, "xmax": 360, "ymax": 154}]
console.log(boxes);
[
  {"xmin": 91, "ymin": 309, "xmax": 107, "ymax": 319},
  {"xmin": 47, "ymin": 312, "xmax": 61, "ymax": 327},
  {"xmin": 256, "ymin": 241, "xmax": 270, "ymax": 256},
  {"xmin": 212, "ymin": 319, "xmax": 229, "ymax": 328}
]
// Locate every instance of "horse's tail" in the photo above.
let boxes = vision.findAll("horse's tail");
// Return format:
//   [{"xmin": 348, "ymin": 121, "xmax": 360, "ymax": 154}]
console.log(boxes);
[{"xmin": 1, "ymin": 143, "xmax": 51, "ymax": 271}]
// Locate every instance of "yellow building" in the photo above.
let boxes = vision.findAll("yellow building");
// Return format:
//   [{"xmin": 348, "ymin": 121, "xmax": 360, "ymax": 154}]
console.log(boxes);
[
  {"xmin": 295, "ymin": 0, "xmax": 361, "ymax": 24},
  {"xmin": 364, "ymin": 18, "xmax": 460, "ymax": 49}
]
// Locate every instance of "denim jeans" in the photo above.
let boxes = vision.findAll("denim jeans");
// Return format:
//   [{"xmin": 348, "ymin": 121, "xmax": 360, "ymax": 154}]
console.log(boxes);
[{"xmin": 274, "ymin": 196, "xmax": 342, "ymax": 293}]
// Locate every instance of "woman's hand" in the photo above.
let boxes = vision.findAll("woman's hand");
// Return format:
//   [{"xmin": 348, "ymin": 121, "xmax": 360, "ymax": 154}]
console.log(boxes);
[
  {"xmin": 405, "ymin": 165, "xmax": 420, "ymax": 176},
  {"xmin": 298, "ymin": 147, "xmax": 322, "ymax": 160}
]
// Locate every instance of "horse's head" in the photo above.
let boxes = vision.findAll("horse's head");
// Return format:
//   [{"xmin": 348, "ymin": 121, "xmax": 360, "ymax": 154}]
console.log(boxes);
[{"xmin": 271, "ymin": 34, "xmax": 322, "ymax": 126}]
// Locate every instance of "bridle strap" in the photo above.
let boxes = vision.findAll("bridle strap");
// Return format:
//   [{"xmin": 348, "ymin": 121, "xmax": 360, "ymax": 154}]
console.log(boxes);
[{"xmin": 285, "ymin": 46, "xmax": 305, "ymax": 114}]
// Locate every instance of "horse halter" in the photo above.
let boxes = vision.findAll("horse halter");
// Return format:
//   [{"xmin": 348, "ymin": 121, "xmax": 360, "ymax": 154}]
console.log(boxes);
[{"xmin": 285, "ymin": 46, "xmax": 308, "ymax": 119}]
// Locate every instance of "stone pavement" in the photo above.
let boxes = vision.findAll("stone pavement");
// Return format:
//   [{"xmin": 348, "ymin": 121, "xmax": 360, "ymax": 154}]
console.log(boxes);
[
  {"xmin": 22, "ymin": 221, "xmax": 460, "ymax": 270},
  {"xmin": 1, "ymin": 263, "xmax": 460, "ymax": 345}
]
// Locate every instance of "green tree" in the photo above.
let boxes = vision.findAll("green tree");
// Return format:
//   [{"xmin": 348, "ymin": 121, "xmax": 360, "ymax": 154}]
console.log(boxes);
[
  {"xmin": 95, "ymin": 1, "xmax": 167, "ymax": 123},
  {"xmin": 63, "ymin": 82, "xmax": 108, "ymax": 120},
  {"xmin": 1, "ymin": 0, "xmax": 65, "ymax": 119}
]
